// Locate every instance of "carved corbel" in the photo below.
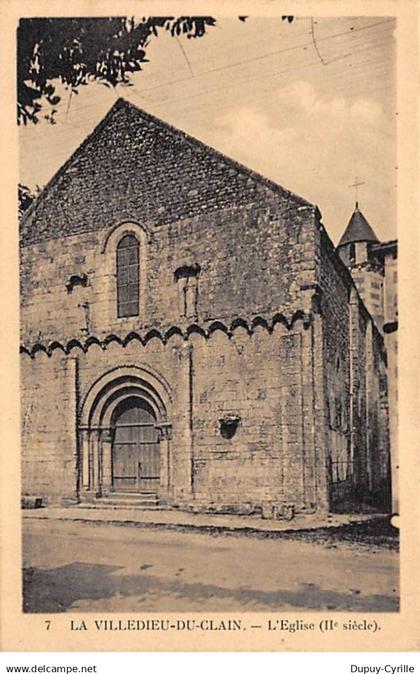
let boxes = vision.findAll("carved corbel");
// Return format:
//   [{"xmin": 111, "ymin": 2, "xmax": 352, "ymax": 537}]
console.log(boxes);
[
  {"xmin": 66, "ymin": 273, "xmax": 88, "ymax": 293},
  {"xmin": 219, "ymin": 414, "xmax": 241, "ymax": 439},
  {"xmin": 299, "ymin": 282, "xmax": 323, "ymax": 315},
  {"xmin": 101, "ymin": 427, "xmax": 115, "ymax": 443}
]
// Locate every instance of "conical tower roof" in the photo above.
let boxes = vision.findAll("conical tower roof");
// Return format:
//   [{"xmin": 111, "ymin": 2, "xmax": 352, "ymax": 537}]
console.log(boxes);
[{"xmin": 338, "ymin": 203, "xmax": 379, "ymax": 247}]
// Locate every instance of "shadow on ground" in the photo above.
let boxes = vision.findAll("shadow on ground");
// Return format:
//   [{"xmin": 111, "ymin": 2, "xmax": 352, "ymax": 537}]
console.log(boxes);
[
  {"xmin": 23, "ymin": 561, "xmax": 399, "ymax": 613},
  {"xmin": 280, "ymin": 518, "xmax": 399, "ymax": 551}
]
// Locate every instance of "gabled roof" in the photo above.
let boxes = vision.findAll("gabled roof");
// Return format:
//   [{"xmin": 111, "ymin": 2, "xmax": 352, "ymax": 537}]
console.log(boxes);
[
  {"xmin": 20, "ymin": 98, "xmax": 314, "ymax": 246},
  {"xmin": 337, "ymin": 203, "xmax": 379, "ymax": 247}
]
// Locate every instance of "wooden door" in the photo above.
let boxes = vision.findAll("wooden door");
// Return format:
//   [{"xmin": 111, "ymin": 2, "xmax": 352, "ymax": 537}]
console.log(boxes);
[{"xmin": 112, "ymin": 397, "xmax": 160, "ymax": 492}]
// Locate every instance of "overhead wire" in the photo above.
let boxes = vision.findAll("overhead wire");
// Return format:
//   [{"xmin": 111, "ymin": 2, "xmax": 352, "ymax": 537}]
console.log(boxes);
[
  {"xmin": 19, "ymin": 17, "xmax": 396, "ymax": 161},
  {"xmin": 30, "ymin": 17, "xmax": 394, "ymax": 118},
  {"xmin": 31, "ymin": 37, "xmax": 394, "ymax": 136}
]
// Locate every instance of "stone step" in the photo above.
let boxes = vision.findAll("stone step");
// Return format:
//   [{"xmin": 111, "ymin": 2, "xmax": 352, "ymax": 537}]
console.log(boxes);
[
  {"xmin": 78, "ymin": 502, "xmax": 165, "ymax": 511},
  {"xmin": 78, "ymin": 491, "xmax": 161, "ymax": 509},
  {"xmin": 102, "ymin": 500, "xmax": 159, "ymax": 508},
  {"xmin": 86, "ymin": 491, "xmax": 160, "ymax": 509},
  {"xmin": 104, "ymin": 491, "xmax": 158, "ymax": 501}
]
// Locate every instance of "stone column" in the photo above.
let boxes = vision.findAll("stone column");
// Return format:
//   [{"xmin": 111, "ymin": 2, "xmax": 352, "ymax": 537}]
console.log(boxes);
[
  {"xmin": 300, "ymin": 317, "xmax": 317, "ymax": 509},
  {"xmin": 279, "ymin": 330, "xmax": 305, "ymax": 508},
  {"xmin": 91, "ymin": 429, "xmax": 101, "ymax": 497},
  {"xmin": 173, "ymin": 343, "xmax": 194, "ymax": 503},
  {"xmin": 311, "ymin": 309, "xmax": 330, "ymax": 511},
  {"xmin": 156, "ymin": 423, "xmax": 173, "ymax": 503},
  {"xmin": 79, "ymin": 427, "xmax": 99, "ymax": 503},
  {"xmin": 101, "ymin": 428, "xmax": 114, "ymax": 495},
  {"xmin": 299, "ymin": 282, "xmax": 330, "ymax": 512},
  {"xmin": 64, "ymin": 356, "xmax": 79, "ymax": 505},
  {"xmin": 80, "ymin": 428, "xmax": 90, "ymax": 490}
]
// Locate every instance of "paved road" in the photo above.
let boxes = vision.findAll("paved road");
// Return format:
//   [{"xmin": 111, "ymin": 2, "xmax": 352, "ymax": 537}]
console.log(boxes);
[{"xmin": 22, "ymin": 519, "xmax": 399, "ymax": 613}]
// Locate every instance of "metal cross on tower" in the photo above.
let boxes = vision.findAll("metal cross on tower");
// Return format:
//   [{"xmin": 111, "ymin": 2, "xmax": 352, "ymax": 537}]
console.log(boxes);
[{"xmin": 348, "ymin": 177, "xmax": 365, "ymax": 208}]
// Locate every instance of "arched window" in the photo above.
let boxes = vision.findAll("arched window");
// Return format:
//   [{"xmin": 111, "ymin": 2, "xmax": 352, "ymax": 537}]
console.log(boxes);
[{"xmin": 116, "ymin": 234, "xmax": 139, "ymax": 317}]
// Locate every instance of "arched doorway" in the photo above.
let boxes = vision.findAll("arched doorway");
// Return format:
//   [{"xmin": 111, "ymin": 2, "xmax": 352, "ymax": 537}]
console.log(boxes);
[
  {"xmin": 78, "ymin": 365, "xmax": 173, "ymax": 503},
  {"xmin": 112, "ymin": 396, "xmax": 160, "ymax": 493}
]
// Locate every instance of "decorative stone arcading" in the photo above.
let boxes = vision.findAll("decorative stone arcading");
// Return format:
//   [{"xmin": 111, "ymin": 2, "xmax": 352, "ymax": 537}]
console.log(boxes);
[{"xmin": 20, "ymin": 309, "xmax": 317, "ymax": 358}]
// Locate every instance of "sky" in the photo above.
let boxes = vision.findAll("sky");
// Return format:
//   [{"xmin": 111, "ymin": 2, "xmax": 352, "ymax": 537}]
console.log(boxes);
[{"xmin": 19, "ymin": 16, "xmax": 396, "ymax": 244}]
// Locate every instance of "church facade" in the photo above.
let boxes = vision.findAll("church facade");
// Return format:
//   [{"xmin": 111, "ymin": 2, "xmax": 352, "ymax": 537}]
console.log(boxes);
[{"xmin": 20, "ymin": 98, "xmax": 391, "ymax": 516}]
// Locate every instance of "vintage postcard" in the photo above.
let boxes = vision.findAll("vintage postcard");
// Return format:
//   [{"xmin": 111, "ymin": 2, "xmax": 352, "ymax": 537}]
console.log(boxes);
[{"xmin": 0, "ymin": 0, "xmax": 419, "ymax": 653}]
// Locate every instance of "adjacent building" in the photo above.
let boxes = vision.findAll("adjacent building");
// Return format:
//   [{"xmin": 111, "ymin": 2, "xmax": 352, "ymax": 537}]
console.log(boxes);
[{"xmin": 337, "ymin": 204, "xmax": 398, "ymax": 511}]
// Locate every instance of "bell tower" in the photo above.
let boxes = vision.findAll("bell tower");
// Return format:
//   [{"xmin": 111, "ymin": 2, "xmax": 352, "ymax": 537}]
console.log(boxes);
[{"xmin": 337, "ymin": 202, "xmax": 384, "ymax": 330}]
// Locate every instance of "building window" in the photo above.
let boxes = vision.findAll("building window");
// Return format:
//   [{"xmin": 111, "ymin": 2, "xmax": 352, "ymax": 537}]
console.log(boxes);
[
  {"xmin": 117, "ymin": 234, "xmax": 139, "ymax": 317},
  {"xmin": 349, "ymin": 243, "xmax": 356, "ymax": 264}
]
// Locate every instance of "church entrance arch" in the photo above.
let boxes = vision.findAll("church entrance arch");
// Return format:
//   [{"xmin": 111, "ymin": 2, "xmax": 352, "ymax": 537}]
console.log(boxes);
[{"xmin": 79, "ymin": 365, "xmax": 173, "ymax": 501}]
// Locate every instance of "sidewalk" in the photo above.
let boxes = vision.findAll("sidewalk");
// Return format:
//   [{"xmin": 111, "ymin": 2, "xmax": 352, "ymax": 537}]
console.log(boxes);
[{"xmin": 22, "ymin": 505, "xmax": 388, "ymax": 536}]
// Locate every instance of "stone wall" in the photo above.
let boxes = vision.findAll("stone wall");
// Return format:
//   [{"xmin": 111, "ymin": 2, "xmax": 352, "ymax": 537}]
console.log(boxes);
[
  {"xmin": 383, "ymin": 249, "xmax": 398, "ymax": 512},
  {"xmin": 20, "ymin": 208, "xmax": 390, "ymax": 512},
  {"xmin": 19, "ymin": 98, "xmax": 391, "ymax": 514},
  {"xmin": 317, "ymin": 226, "xmax": 390, "ymax": 509},
  {"xmin": 20, "ymin": 317, "xmax": 327, "ymax": 512},
  {"xmin": 21, "ymin": 352, "xmax": 78, "ymax": 504},
  {"xmin": 19, "ymin": 111, "xmax": 328, "ymax": 512},
  {"xmin": 317, "ymin": 229, "xmax": 353, "ymax": 505},
  {"xmin": 20, "ymin": 202, "xmax": 317, "ymax": 348}
]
